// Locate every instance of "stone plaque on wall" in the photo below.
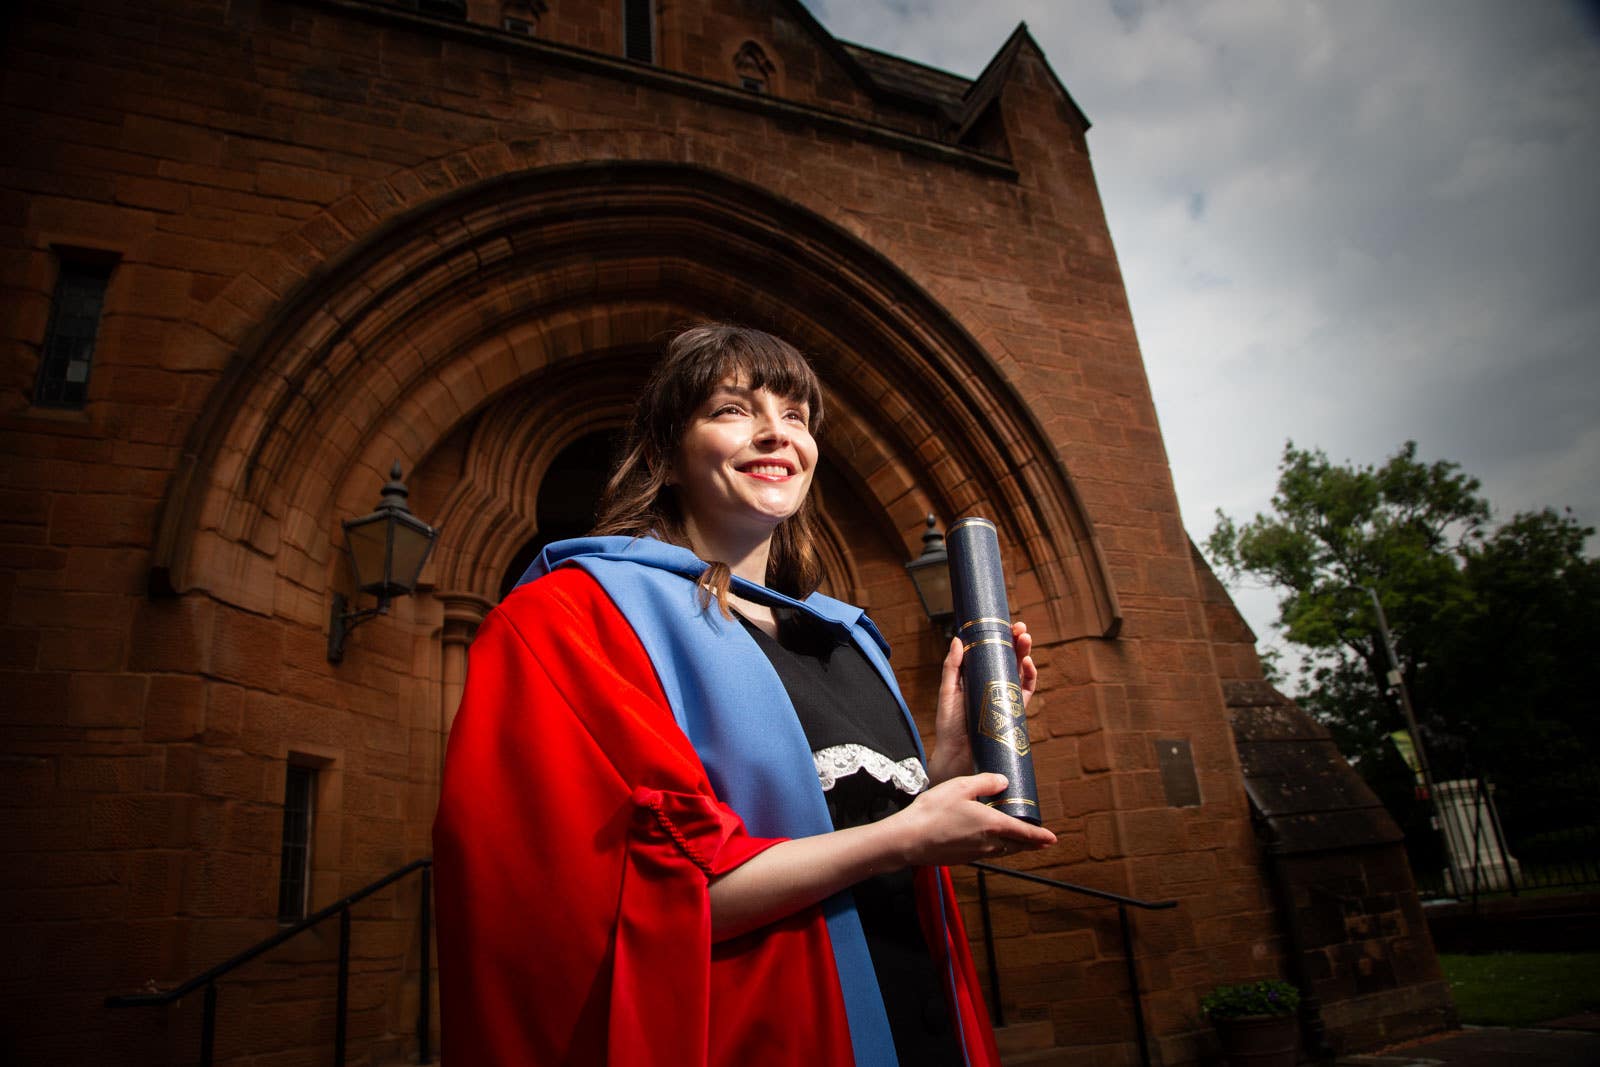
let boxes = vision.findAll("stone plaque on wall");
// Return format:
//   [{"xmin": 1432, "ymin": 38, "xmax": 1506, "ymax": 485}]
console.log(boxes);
[{"xmin": 1156, "ymin": 738, "xmax": 1202, "ymax": 807}]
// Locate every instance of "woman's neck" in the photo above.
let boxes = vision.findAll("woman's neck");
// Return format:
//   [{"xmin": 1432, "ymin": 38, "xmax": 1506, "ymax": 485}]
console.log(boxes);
[
  {"xmin": 686, "ymin": 526, "xmax": 780, "ymax": 636},
  {"xmin": 683, "ymin": 518, "xmax": 773, "ymax": 587}
]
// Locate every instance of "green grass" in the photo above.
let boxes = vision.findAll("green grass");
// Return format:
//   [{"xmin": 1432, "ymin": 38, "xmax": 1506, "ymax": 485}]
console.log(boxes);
[{"xmin": 1439, "ymin": 951, "xmax": 1600, "ymax": 1026}]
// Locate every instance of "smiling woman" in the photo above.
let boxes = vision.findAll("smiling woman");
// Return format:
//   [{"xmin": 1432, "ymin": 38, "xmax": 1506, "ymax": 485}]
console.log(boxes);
[{"xmin": 432, "ymin": 322, "xmax": 1053, "ymax": 1066}]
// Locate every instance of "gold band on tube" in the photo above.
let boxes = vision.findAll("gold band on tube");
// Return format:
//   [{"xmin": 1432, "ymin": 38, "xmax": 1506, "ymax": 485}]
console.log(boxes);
[
  {"xmin": 962, "ymin": 637, "xmax": 1016, "ymax": 652},
  {"xmin": 958, "ymin": 616, "xmax": 1012, "ymax": 634}
]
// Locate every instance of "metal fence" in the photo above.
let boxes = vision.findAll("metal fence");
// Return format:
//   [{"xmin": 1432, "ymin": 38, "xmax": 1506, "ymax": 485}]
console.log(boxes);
[{"xmin": 1404, "ymin": 772, "xmax": 1600, "ymax": 902}]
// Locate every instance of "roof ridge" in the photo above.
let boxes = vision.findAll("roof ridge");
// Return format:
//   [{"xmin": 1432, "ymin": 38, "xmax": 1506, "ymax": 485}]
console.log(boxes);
[{"xmin": 837, "ymin": 39, "xmax": 974, "ymax": 88}]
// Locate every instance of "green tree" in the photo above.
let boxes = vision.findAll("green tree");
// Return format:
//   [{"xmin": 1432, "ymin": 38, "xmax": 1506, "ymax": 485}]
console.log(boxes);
[
  {"xmin": 1206, "ymin": 441, "xmax": 1599, "ymax": 820},
  {"xmin": 1206, "ymin": 441, "xmax": 1487, "ymax": 764},
  {"xmin": 1421, "ymin": 509, "xmax": 1600, "ymax": 838}
]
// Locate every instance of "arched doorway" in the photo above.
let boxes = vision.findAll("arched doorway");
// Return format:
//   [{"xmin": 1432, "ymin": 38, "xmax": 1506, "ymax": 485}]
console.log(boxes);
[
  {"xmin": 145, "ymin": 160, "xmax": 1125, "ymax": 836},
  {"xmin": 151, "ymin": 162, "xmax": 1120, "ymax": 648}
]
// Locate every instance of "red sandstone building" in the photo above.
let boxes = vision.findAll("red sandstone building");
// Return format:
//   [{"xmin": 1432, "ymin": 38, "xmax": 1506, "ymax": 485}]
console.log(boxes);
[{"xmin": 2, "ymin": 1, "xmax": 1453, "ymax": 1063}]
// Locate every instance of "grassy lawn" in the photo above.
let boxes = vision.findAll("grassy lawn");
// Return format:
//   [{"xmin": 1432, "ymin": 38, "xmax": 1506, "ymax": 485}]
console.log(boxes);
[{"xmin": 1439, "ymin": 951, "xmax": 1600, "ymax": 1026}]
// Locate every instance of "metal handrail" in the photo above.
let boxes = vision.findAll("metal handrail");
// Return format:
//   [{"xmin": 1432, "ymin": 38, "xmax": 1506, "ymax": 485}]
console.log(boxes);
[
  {"xmin": 107, "ymin": 857, "xmax": 433, "ymax": 1067},
  {"xmin": 110, "ymin": 853, "xmax": 1165, "ymax": 1065},
  {"xmin": 969, "ymin": 861, "xmax": 1177, "ymax": 1067},
  {"xmin": 971, "ymin": 862, "xmax": 1180, "ymax": 910}
]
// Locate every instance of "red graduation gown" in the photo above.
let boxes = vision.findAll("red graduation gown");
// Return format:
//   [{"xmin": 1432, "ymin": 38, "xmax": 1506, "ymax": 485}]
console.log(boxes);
[{"xmin": 433, "ymin": 567, "xmax": 1000, "ymax": 1066}]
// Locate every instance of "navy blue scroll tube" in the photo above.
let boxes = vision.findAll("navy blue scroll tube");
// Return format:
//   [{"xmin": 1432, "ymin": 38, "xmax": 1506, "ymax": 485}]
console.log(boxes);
[{"xmin": 946, "ymin": 517, "xmax": 1041, "ymax": 824}]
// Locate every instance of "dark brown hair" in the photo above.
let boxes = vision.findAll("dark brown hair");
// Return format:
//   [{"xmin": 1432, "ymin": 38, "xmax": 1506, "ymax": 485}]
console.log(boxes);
[{"xmin": 592, "ymin": 323, "xmax": 826, "ymax": 611}]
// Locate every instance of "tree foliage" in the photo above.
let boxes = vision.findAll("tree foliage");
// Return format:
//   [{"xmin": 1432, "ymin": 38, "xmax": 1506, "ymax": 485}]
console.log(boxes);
[
  {"xmin": 1424, "ymin": 509, "xmax": 1600, "ymax": 794},
  {"xmin": 1207, "ymin": 440, "xmax": 1486, "ymax": 668},
  {"xmin": 1207, "ymin": 441, "xmax": 1599, "ymax": 835}
]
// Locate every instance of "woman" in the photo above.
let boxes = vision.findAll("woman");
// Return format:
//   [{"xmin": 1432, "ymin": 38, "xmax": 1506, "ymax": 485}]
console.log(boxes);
[{"xmin": 433, "ymin": 324, "xmax": 1055, "ymax": 1066}]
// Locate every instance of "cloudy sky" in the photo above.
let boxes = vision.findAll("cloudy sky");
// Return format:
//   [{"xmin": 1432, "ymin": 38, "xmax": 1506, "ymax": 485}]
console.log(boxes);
[{"xmin": 805, "ymin": 0, "xmax": 1600, "ymax": 675}]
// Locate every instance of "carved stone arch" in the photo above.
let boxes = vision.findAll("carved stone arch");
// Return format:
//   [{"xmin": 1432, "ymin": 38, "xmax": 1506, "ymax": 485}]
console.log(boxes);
[
  {"xmin": 813, "ymin": 386, "xmax": 940, "ymax": 576},
  {"xmin": 151, "ymin": 161, "xmax": 1120, "ymax": 643},
  {"xmin": 429, "ymin": 353, "xmax": 642, "ymax": 602},
  {"xmin": 810, "ymin": 506, "xmax": 864, "ymax": 607}
]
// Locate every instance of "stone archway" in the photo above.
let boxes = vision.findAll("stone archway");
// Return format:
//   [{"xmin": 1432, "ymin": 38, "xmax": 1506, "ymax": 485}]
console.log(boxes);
[
  {"xmin": 140, "ymin": 163, "xmax": 1130, "ymax": 834},
  {"xmin": 149, "ymin": 162, "xmax": 1121, "ymax": 650}
]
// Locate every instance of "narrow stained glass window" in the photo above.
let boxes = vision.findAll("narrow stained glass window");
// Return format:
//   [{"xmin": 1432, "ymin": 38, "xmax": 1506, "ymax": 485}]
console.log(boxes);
[
  {"xmin": 277, "ymin": 764, "xmax": 316, "ymax": 923},
  {"xmin": 33, "ymin": 260, "xmax": 112, "ymax": 410}
]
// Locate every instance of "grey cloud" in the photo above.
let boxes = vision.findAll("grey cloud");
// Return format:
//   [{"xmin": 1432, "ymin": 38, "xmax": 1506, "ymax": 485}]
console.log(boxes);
[{"xmin": 806, "ymin": 1, "xmax": 1600, "ymax": 676}]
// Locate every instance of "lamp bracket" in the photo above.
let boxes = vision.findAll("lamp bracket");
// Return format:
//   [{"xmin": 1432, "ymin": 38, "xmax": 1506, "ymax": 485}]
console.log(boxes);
[{"xmin": 327, "ymin": 591, "xmax": 392, "ymax": 663}]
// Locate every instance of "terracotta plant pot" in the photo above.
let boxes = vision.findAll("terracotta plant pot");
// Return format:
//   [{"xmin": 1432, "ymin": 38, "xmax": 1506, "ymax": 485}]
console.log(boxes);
[{"xmin": 1213, "ymin": 1012, "xmax": 1299, "ymax": 1067}]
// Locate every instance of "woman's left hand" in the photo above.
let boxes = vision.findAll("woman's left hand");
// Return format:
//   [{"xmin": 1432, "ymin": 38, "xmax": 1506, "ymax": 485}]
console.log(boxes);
[{"xmin": 927, "ymin": 621, "xmax": 1035, "ymax": 787}]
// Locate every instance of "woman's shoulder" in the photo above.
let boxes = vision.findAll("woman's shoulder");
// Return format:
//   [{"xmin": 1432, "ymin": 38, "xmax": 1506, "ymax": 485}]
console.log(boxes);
[
  {"xmin": 503, "ymin": 563, "xmax": 612, "ymax": 604},
  {"xmin": 481, "ymin": 567, "xmax": 667, "ymax": 692},
  {"xmin": 492, "ymin": 566, "xmax": 617, "ymax": 641}
]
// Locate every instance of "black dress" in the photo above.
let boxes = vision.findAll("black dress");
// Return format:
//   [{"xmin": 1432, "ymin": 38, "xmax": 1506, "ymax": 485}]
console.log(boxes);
[{"xmin": 738, "ymin": 609, "xmax": 965, "ymax": 1067}]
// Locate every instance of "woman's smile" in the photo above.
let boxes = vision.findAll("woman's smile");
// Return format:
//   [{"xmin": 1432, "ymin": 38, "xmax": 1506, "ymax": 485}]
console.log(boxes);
[{"xmin": 738, "ymin": 459, "xmax": 797, "ymax": 480}]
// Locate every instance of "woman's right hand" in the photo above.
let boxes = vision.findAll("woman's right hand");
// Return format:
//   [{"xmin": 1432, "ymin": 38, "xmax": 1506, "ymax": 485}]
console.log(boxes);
[
  {"xmin": 887, "ymin": 772, "xmax": 1056, "ymax": 868},
  {"xmin": 709, "ymin": 772, "xmax": 1056, "ymax": 940}
]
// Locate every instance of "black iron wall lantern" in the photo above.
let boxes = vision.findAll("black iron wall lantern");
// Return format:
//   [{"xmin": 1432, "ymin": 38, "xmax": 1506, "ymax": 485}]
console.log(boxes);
[
  {"xmin": 904, "ymin": 514, "xmax": 955, "ymax": 637},
  {"xmin": 327, "ymin": 462, "xmax": 439, "ymax": 663}
]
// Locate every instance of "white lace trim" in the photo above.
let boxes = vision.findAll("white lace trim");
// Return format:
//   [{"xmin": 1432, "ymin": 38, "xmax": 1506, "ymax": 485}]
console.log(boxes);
[{"xmin": 812, "ymin": 744, "xmax": 929, "ymax": 795}]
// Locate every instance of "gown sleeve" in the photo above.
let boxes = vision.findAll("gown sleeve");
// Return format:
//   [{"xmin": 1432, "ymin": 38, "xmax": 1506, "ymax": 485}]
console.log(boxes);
[{"xmin": 432, "ymin": 568, "xmax": 856, "ymax": 1066}]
